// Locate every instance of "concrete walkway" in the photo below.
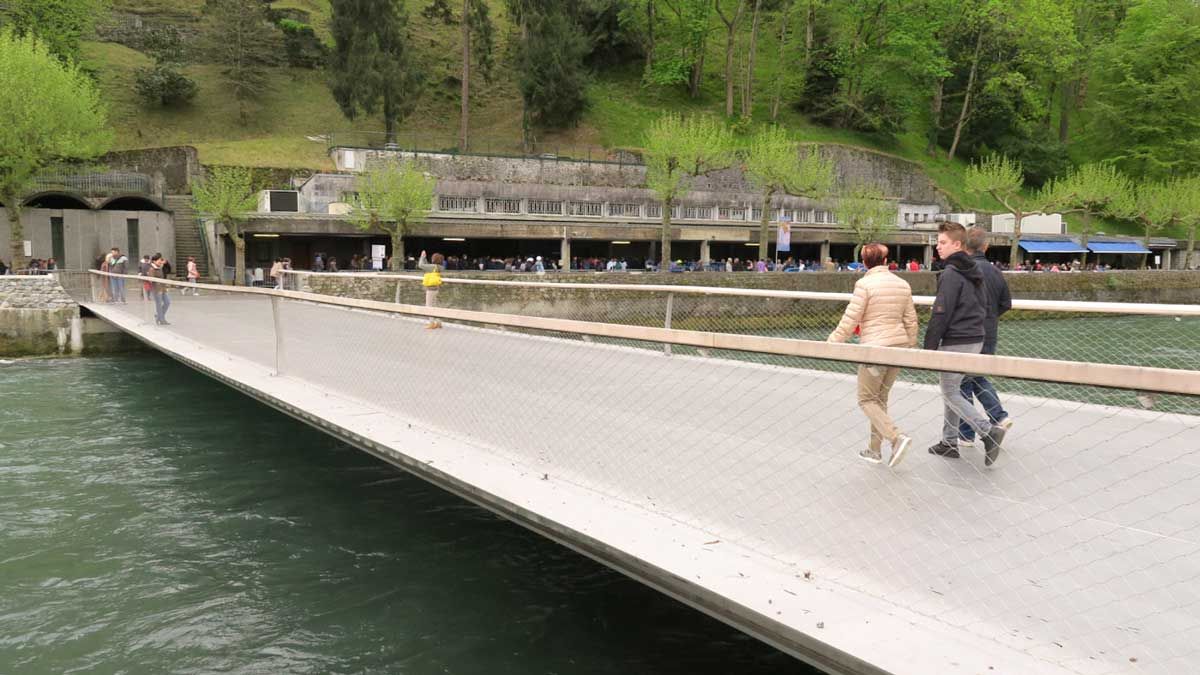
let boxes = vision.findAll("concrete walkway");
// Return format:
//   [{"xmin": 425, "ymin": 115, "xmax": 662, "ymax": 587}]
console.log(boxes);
[{"xmin": 85, "ymin": 293, "xmax": 1200, "ymax": 675}]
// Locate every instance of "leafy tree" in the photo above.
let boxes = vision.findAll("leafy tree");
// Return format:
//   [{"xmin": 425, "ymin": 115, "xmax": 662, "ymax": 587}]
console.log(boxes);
[
  {"xmin": 643, "ymin": 114, "xmax": 733, "ymax": 267},
  {"xmin": 1043, "ymin": 163, "xmax": 1132, "ymax": 267},
  {"xmin": 1085, "ymin": 0, "xmax": 1200, "ymax": 180},
  {"xmin": 459, "ymin": 0, "xmax": 495, "ymax": 151},
  {"xmin": 743, "ymin": 127, "xmax": 835, "ymax": 260},
  {"xmin": 0, "ymin": 0, "xmax": 108, "ymax": 63},
  {"xmin": 1179, "ymin": 177, "xmax": 1200, "ymax": 270},
  {"xmin": 191, "ymin": 166, "xmax": 258, "ymax": 286},
  {"xmin": 833, "ymin": 183, "xmax": 897, "ymax": 261},
  {"xmin": 0, "ymin": 30, "xmax": 110, "ymax": 271},
  {"xmin": 134, "ymin": 27, "xmax": 197, "ymax": 108},
  {"xmin": 714, "ymin": 0, "xmax": 747, "ymax": 118},
  {"xmin": 203, "ymin": 0, "xmax": 281, "ymax": 125},
  {"xmin": 515, "ymin": 9, "xmax": 589, "ymax": 145},
  {"xmin": 1112, "ymin": 178, "xmax": 1186, "ymax": 268},
  {"xmin": 640, "ymin": 0, "xmax": 710, "ymax": 98},
  {"xmin": 330, "ymin": 0, "xmax": 422, "ymax": 144},
  {"xmin": 349, "ymin": 161, "xmax": 435, "ymax": 271},
  {"xmin": 965, "ymin": 154, "xmax": 1056, "ymax": 268}
]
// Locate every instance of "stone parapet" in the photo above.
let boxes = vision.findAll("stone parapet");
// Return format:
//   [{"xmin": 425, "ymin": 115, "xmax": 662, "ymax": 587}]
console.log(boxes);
[{"xmin": 0, "ymin": 277, "xmax": 80, "ymax": 356}]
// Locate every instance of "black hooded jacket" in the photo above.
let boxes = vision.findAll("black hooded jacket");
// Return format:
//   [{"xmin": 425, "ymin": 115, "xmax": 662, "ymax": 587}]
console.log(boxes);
[{"xmin": 923, "ymin": 251, "xmax": 986, "ymax": 350}]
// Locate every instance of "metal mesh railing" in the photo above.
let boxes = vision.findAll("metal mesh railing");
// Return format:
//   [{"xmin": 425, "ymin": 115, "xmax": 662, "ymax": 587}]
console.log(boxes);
[
  {"xmin": 281, "ymin": 270, "xmax": 1200, "ymax": 415},
  {"xmin": 327, "ymin": 131, "xmax": 638, "ymax": 166},
  {"xmin": 31, "ymin": 170, "xmax": 157, "ymax": 198},
  {"xmin": 68, "ymin": 270, "xmax": 1200, "ymax": 674}
]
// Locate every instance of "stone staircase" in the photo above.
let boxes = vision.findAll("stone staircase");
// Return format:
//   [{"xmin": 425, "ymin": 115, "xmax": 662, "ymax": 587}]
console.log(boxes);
[{"xmin": 165, "ymin": 195, "xmax": 213, "ymax": 280}]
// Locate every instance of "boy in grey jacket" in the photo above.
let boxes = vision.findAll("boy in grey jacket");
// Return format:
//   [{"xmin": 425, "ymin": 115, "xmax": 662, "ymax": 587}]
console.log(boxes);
[{"xmin": 925, "ymin": 222, "xmax": 1008, "ymax": 466}]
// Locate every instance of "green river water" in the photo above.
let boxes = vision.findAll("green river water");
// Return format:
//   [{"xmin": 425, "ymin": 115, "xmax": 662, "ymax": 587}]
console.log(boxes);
[{"xmin": 0, "ymin": 356, "xmax": 815, "ymax": 675}]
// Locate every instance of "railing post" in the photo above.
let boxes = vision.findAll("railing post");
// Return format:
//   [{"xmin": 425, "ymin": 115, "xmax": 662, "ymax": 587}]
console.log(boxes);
[
  {"xmin": 270, "ymin": 296, "xmax": 285, "ymax": 376},
  {"xmin": 663, "ymin": 292, "xmax": 674, "ymax": 356}
]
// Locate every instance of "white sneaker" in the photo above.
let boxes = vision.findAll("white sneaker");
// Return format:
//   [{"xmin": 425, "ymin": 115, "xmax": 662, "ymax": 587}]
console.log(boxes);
[
  {"xmin": 957, "ymin": 437, "xmax": 977, "ymax": 450},
  {"xmin": 888, "ymin": 434, "xmax": 913, "ymax": 468},
  {"xmin": 858, "ymin": 448, "xmax": 883, "ymax": 465},
  {"xmin": 997, "ymin": 417, "xmax": 1014, "ymax": 431}
]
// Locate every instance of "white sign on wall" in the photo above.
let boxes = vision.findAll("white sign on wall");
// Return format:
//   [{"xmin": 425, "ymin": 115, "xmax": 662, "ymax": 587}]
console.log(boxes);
[
  {"xmin": 23, "ymin": 240, "xmax": 31, "ymax": 256},
  {"xmin": 371, "ymin": 244, "xmax": 386, "ymax": 271}
]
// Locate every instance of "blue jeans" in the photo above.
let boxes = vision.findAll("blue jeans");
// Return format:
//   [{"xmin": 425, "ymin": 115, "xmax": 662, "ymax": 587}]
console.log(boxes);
[
  {"xmin": 153, "ymin": 291, "xmax": 171, "ymax": 323},
  {"xmin": 959, "ymin": 376, "xmax": 1008, "ymax": 441},
  {"xmin": 110, "ymin": 277, "xmax": 125, "ymax": 302}
]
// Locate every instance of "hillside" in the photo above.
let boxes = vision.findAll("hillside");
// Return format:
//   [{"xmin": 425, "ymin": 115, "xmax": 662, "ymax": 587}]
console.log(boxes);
[{"xmin": 83, "ymin": 0, "xmax": 1159, "ymax": 238}]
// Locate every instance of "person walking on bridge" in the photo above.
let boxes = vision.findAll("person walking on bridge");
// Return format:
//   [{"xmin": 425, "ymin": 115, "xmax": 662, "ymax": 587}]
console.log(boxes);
[
  {"xmin": 828, "ymin": 243, "xmax": 918, "ymax": 468},
  {"xmin": 148, "ymin": 253, "xmax": 171, "ymax": 325},
  {"xmin": 924, "ymin": 223, "xmax": 1007, "ymax": 466},
  {"xmin": 419, "ymin": 251, "xmax": 444, "ymax": 330},
  {"xmin": 957, "ymin": 227, "xmax": 1013, "ymax": 452},
  {"xmin": 108, "ymin": 248, "xmax": 128, "ymax": 304}
]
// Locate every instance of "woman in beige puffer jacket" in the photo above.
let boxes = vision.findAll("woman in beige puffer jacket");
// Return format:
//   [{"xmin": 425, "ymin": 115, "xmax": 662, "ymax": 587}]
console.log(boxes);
[{"xmin": 828, "ymin": 244, "xmax": 918, "ymax": 468}]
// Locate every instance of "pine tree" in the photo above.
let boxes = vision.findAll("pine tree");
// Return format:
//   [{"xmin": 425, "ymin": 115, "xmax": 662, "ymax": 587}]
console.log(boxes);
[
  {"xmin": 203, "ymin": 0, "xmax": 280, "ymax": 125},
  {"xmin": 329, "ymin": 0, "xmax": 423, "ymax": 144},
  {"xmin": 515, "ymin": 8, "xmax": 589, "ymax": 146}
]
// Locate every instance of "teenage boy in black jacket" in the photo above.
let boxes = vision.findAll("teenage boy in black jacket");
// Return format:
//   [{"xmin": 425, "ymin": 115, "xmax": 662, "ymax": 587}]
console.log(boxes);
[
  {"xmin": 957, "ymin": 227, "xmax": 1014, "ymax": 449},
  {"xmin": 924, "ymin": 222, "xmax": 1008, "ymax": 466}
]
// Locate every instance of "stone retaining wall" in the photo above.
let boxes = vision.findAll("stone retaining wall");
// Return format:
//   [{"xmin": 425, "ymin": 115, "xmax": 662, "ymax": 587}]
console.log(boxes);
[{"xmin": 0, "ymin": 277, "xmax": 80, "ymax": 356}]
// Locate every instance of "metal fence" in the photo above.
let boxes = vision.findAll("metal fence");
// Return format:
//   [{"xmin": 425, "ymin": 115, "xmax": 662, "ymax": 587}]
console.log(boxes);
[
  {"xmin": 31, "ymin": 171, "xmax": 158, "ymax": 199},
  {"xmin": 327, "ymin": 131, "xmax": 639, "ymax": 166},
  {"xmin": 64, "ymin": 269, "xmax": 1200, "ymax": 675}
]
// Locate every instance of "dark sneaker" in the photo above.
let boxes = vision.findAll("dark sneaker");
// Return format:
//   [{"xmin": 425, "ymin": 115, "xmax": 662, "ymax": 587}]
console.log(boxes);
[
  {"xmin": 928, "ymin": 441, "xmax": 960, "ymax": 459},
  {"xmin": 984, "ymin": 425, "xmax": 1007, "ymax": 467}
]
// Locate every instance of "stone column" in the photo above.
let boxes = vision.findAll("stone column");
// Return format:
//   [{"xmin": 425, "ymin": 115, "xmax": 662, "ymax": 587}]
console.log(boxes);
[
  {"xmin": 700, "ymin": 240, "xmax": 710, "ymax": 268},
  {"xmin": 819, "ymin": 240, "xmax": 830, "ymax": 263},
  {"xmin": 561, "ymin": 238, "xmax": 571, "ymax": 270},
  {"xmin": 648, "ymin": 240, "xmax": 657, "ymax": 266},
  {"xmin": 923, "ymin": 245, "xmax": 934, "ymax": 268},
  {"xmin": 1162, "ymin": 248, "xmax": 1171, "ymax": 270}
]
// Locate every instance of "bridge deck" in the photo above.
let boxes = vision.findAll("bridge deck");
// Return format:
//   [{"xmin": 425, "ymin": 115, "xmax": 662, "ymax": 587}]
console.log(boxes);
[{"xmin": 83, "ymin": 294, "xmax": 1200, "ymax": 675}]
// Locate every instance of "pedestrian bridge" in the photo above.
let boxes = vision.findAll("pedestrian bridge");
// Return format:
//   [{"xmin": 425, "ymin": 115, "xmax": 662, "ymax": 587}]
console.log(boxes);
[{"xmin": 60, "ymin": 270, "xmax": 1200, "ymax": 675}]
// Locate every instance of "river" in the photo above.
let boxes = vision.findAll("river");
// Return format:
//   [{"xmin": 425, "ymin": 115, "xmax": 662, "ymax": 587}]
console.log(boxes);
[{"xmin": 0, "ymin": 355, "xmax": 816, "ymax": 674}]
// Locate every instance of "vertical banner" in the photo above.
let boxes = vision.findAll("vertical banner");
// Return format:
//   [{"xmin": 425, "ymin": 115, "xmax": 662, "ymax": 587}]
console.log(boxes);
[
  {"xmin": 776, "ymin": 218, "xmax": 792, "ymax": 253},
  {"xmin": 371, "ymin": 244, "xmax": 386, "ymax": 271}
]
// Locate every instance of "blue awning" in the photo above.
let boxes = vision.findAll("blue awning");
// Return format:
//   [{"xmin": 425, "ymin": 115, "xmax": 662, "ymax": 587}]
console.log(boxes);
[
  {"xmin": 1018, "ymin": 240, "xmax": 1088, "ymax": 253},
  {"xmin": 1087, "ymin": 241, "xmax": 1152, "ymax": 254}
]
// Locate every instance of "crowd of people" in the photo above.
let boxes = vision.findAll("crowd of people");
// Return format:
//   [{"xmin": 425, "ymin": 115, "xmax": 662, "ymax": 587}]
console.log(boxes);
[{"xmin": 826, "ymin": 223, "xmax": 1013, "ymax": 470}]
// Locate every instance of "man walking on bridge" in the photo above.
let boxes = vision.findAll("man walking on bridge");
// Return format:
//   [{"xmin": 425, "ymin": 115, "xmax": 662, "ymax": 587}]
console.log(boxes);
[
  {"xmin": 957, "ymin": 227, "xmax": 1013, "ymax": 451},
  {"xmin": 924, "ymin": 222, "xmax": 1007, "ymax": 466},
  {"xmin": 148, "ymin": 253, "xmax": 171, "ymax": 326},
  {"xmin": 828, "ymin": 243, "xmax": 918, "ymax": 468}
]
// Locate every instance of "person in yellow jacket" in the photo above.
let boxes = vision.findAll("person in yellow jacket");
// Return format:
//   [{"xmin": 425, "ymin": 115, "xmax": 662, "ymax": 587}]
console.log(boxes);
[
  {"xmin": 419, "ymin": 251, "xmax": 445, "ymax": 329},
  {"xmin": 827, "ymin": 243, "xmax": 919, "ymax": 468}
]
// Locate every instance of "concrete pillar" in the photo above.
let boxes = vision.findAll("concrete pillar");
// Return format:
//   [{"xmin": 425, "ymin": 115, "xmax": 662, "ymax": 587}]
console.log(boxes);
[
  {"xmin": 819, "ymin": 240, "xmax": 830, "ymax": 263},
  {"xmin": 700, "ymin": 240, "xmax": 710, "ymax": 267},
  {"xmin": 923, "ymin": 245, "xmax": 934, "ymax": 268},
  {"xmin": 70, "ymin": 317, "xmax": 83, "ymax": 354},
  {"xmin": 1163, "ymin": 248, "xmax": 1171, "ymax": 270},
  {"xmin": 561, "ymin": 238, "xmax": 571, "ymax": 270},
  {"xmin": 648, "ymin": 240, "xmax": 657, "ymax": 265}
]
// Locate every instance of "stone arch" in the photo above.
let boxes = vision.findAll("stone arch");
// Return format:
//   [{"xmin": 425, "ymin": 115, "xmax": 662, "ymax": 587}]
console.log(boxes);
[
  {"xmin": 99, "ymin": 194, "xmax": 166, "ymax": 212},
  {"xmin": 22, "ymin": 191, "xmax": 92, "ymax": 210}
]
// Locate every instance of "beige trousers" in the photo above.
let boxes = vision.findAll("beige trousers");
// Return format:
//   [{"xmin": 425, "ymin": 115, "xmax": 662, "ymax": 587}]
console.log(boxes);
[{"xmin": 857, "ymin": 365, "xmax": 901, "ymax": 451}]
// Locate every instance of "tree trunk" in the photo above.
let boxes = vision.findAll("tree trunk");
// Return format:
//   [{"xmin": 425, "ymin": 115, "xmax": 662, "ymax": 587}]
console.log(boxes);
[
  {"xmin": 723, "ymin": 24, "xmax": 737, "ymax": 116},
  {"xmin": 1043, "ymin": 79, "xmax": 1055, "ymax": 133},
  {"xmin": 805, "ymin": 0, "xmax": 814, "ymax": 67},
  {"xmin": 1059, "ymin": 79, "xmax": 1073, "ymax": 143},
  {"xmin": 646, "ymin": 0, "xmax": 655, "ymax": 72},
  {"xmin": 660, "ymin": 201, "xmax": 673, "ymax": 270},
  {"xmin": 6, "ymin": 202, "xmax": 26, "ymax": 272},
  {"xmin": 757, "ymin": 189, "xmax": 773, "ymax": 261},
  {"xmin": 231, "ymin": 228, "xmax": 246, "ymax": 287},
  {"xmin": 928, "ymin": 78, "xmax": 944, "ymax": 156},
  {"xmin": 742, "ymin": 0, "xmax": 762, "ymax": 118},
  {"xmin": 390, "ymin": 230, "xmax": 405, "ymax": 270},
  {"xmin": 383, "ymin": 95, "xmax": 397, "ymax": 145},
  {"xmin": 1141, "ymin": 224, "xmax": 1152, "ymax": 269},
  {"xmin": 1186, "ymin": 224, "xmax": 1197, "ymax": 270},
  {"xmin": 947, "ymin": 29, "xmax": 983, "ymax": 162},
  {"xmin": 1008, "ymin": 209, "xmax": 1024, "ymax": 269},
  {"xmin": 460, "ymin": 0, "xmax": 471, "ymax": 152},
  {"xmin": 770, "ymin": 3, "xmax": 790, "ymax": 121},
  {"xmin": 1077, "ymin": 212, "xmax": 1091, "ymax": 268}
]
